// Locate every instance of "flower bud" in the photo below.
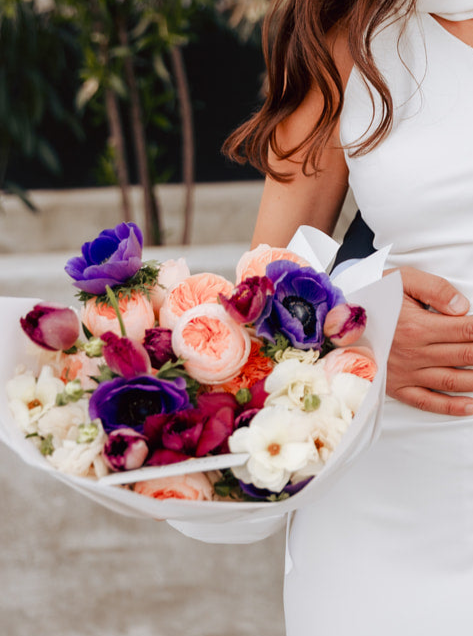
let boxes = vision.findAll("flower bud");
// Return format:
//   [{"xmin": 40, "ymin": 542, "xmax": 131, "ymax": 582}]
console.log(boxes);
[
  {"xmin": 103, "ymin": 428, "xmax": 149, "ymax": 471},
  {"xmin": 101, "ymin": 331, "xmax": 151, "ymax": 378},
  {"xmin": 143, "ymin": 327, "xmax": 176, "ymax": 368},
  {"xmin": 218, "ymin": 276, "xmax": 274, "ymax": 324},
  {"xmin": 20, "ymin": 303, "xmax": 80, "ymax": 351},
  {"xmin": 83, "ymin": 337, "xmax": 104, "ymax": 358},
  {"xmin": 323, "ymin": 303, "xmax": 367, "ymax": 346}
]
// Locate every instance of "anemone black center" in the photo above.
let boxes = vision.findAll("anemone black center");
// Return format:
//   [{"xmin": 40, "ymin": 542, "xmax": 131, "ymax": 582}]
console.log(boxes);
[
  {"xmin": 282, "ymin": 295, "xmax": 316, "ymax": 335},
  {"xmin": 118, "ymin": 390, "xmax": 162, "ymax": 428}
]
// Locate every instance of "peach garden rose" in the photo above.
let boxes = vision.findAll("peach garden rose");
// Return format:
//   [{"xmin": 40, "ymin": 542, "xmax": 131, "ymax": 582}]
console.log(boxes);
[
  {"xmin": 159, "ymin": 272, "xmax": 233, "ymax": 330},
  {"xmin": 134, "ymin": 472, "xmax": 213, "ymax": 501},
  {"xmin": 171, "ymin": 303, "xmax": 251, "ymax": 385},
  {"xmin": 81, "ymin": 291, "xmax": 155, "ymax": 342},
  {"xmin": 149, "ymin": 257, "xmax": 190, "ymax": 318},
  {"xmin": 236, "ymin": 244, "xmax": 310, "ymax": 283}
]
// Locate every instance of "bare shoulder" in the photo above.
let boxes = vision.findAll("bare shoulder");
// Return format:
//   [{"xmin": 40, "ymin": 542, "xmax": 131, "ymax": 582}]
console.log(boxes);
[{"xmin": 326, "ymin": 22, "xmax": 354, "ymax": 88}]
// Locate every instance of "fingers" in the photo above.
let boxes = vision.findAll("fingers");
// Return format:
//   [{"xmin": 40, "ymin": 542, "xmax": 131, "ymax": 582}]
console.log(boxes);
[
  {"xmin": 414, "ymin": 342, "xmax": 473, "ymax": 368},
  {"xmin": 392, "ymin": 266, "xmax": 470, "ymax": 316},
  {"xmin": 389, "ymin": 385, "xmax": 473, "ymax": 418},
  {"xmin": 393, "ymin": 295, "xmax": 473, "ymax": 346}
]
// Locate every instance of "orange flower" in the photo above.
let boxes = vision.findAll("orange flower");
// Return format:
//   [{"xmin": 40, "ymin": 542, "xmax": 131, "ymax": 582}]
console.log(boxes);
[
  {"xmin": 323, "ymin": 346, "xmax": 377, "ymax": 382},
  {"xmin": 221, "ymin": 339, "xmax": 274, "ymax": 394},
  {"xmin": 236, "ymin": 244, "xmax": 310, "ymax": 283},
  {"xmin": 134, "ymin": 473, "xmax": 213, "ymax": 501},
  {"xmin": 159, "ymin": 272, "xmax": 233, "ymax": 330},
  {"xmin": 81, "ymin": 291, "xmax": 155, "ymax": 342}
]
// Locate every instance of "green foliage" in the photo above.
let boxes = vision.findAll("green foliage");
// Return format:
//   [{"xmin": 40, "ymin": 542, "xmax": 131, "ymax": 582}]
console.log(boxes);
[{"xmin": 0, "ymin": 0, "xmax": 82, "ymax": 198}]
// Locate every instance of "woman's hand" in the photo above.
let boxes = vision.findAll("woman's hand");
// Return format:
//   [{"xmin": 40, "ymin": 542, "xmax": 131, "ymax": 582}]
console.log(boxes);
[{"xmin": 386, "ymin": 267, "xmax": 473, "ymax": 416}]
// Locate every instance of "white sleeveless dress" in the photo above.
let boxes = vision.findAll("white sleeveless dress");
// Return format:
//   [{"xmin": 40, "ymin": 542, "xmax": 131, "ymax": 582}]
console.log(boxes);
[{"xmin": 284, "ymin": 10, "xmax": 473, "ymax": 635}]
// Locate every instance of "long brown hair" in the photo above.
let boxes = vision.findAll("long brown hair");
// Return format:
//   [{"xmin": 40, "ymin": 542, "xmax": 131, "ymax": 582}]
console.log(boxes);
[{"xmin": 223, "ymin": 0, "xmax": 415, "ymax": 181}]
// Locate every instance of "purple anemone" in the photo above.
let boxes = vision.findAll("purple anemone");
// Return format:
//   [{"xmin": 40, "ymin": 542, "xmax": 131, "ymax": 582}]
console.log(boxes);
[
  {"xmin": 64, "ymin": 222, "xmax": 143, "ymax": 295},
  {"xmin": 255, "ymin": 260, "xmax": 345, "ymax": 350},
  {"xmin": 89, "ymin": 374, "xmax": 189, "ymax": 434}
]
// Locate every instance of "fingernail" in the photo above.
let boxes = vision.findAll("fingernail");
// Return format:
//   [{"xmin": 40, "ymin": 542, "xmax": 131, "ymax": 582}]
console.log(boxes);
[
  {"xmin": 464, "ymin": 404, "xmax": 473, "ymax": 415},
  {"xmin": 448, "ymin": 294, "xmax": 470, "ymax": 314}
]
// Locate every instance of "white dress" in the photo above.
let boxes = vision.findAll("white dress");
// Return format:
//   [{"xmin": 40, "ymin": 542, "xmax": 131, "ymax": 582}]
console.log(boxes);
[{"xmin": 284, "ymin": 10, "xmax": 473, "ymax": 636}]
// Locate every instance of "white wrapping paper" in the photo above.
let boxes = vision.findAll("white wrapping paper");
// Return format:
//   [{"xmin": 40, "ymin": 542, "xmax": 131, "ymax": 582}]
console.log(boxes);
[{"xmin": 0, "ymin": 226, "xmax": 402, "ymax": 539}]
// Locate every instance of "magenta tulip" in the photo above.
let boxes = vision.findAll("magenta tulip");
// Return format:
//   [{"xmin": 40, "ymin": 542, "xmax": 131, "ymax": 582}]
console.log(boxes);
[
  {"xmin": 218, "ymin": 276, "xmax": 274, "ymax": 324},
  {"xmin": 101, "ymin": 331, "xmax": 152, "ymax": 378},
  {"xmin": 20, "ymin": 303, "xmax": 80, "ymax": 351}
]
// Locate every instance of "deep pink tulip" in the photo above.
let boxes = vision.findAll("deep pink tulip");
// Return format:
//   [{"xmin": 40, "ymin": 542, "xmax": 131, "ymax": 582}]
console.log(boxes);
[
  {"xmin": 218, "ymin": 276, "xmax": 274, "ymax": 324},
  {"xmin": 101, "ymin": 331, "xmax": 152, "ymax": 378},
  {"xmin": 20, "ymin": 303, "xmax": 80, "ymax": 351}
]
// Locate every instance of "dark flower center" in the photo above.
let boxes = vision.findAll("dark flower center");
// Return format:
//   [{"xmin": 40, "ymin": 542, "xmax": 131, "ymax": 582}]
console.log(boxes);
[
  {"xmin": 118, "ymin": 390, "xmax": 162, "ymax": 428},
  {"xmin": 109, "ymin": 437, "xmax": 128, "ymax": 457},
  {"xmin": 282, "ymin": 295, "xmax": 316, "ymax": 335}
]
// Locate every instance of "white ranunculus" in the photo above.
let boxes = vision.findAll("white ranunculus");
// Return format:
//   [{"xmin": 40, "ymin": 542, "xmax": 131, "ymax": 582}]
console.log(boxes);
[
  {"xmin": 229, "ymin": 405, "xmax": 316, "ymax": 492},
  {"xmin": 264, "ymin": 358, "xmax": 330, "ymax": 411},
  {"xmin": 330, "ymin": 372, "xmax": 371, "ymax": 416},
  {"xmin": 45, "ymin": 412, "xmax": 107, "ymax": 477},
  {"xmin": 37, "ymin": 398, "xmax": 90, "ymax": 443},
  {"xmin": 7, "ymin": 366, "xmax": 65, "ymax": 434}
]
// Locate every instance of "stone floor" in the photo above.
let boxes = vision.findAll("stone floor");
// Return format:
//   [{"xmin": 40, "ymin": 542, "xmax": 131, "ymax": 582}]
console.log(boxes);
[{"xmin": 0, "ymin": 442, "xmax": 286, "ymax": 636}]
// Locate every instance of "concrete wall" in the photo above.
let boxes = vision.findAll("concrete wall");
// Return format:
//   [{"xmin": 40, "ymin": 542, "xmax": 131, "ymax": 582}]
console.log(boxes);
[{"xmin": 0, "ymin": 181, "xmax": 356, "ymax": 253}]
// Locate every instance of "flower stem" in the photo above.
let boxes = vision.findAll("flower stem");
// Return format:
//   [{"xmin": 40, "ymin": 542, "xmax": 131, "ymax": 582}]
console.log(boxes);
[{"xmin": 105, "ymin": 285, "xmax": 127, "ymax": 337}]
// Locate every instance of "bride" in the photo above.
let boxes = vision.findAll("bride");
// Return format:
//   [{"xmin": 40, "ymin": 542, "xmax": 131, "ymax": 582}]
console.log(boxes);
[{"xmin": 222, "ymin": 0, "xmax": 473, "ymax": 633}]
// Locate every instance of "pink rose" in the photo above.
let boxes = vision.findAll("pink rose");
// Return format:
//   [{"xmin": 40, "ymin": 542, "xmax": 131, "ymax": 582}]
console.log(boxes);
[
  {"xmin": 149, "ymin": 258, "xmax": 190, "ymax": 317},
  {"xmin": 81, "ymin": 291, "xmax": 155, "ymax": 342},
  {"xmin": 159, "ymin": 272, "xmax": 233, "ymax": 330},
  {"xmin": 171, "ymin": 303, "xmax": 251, "ymax": 385},
  {"xmin": 323, "ymin": 346, "xmax": 377, "ymax": 382},
  {"xmin": 236, "ymin": 244, "xmax": 310, "ymax": 283},
  {"xmin": 133, "ymin": 472, "xmax": 213, "ymax": 501}
]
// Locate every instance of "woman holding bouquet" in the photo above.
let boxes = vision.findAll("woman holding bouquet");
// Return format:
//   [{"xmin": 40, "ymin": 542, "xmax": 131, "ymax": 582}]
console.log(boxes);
[{"xmin": 224, "ymin": 0, "xmax": 473, "ymax": 634}]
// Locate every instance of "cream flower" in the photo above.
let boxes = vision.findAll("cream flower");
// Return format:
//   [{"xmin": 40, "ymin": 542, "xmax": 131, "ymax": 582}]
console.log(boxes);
[
  {"xmin": 274, "ymin": 347, "xmax": 320, "ymax": 365},
  {"xmin": 229, "ymin": 405, "xmax": 316, "ymax": 492},
  {"xmin": 39, "ymin": 401, "xmax": 107, "ymax": 477},
  {"xmin": 330, "ymin": 372, "xmax": 371, "ymax": 416},
  {"xmin": 7, "ymin": 365, "xmax": 65, "ymax": 434},
  {"xmin": 264, "ymin": 358, "xmax": 330, "ymax": 411}
]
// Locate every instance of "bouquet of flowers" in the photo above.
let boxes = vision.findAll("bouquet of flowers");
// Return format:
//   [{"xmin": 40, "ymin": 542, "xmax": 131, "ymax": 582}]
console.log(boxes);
[{"xmin": 0, "ymin": 222, "xmax": 401, "ymax": 538}]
